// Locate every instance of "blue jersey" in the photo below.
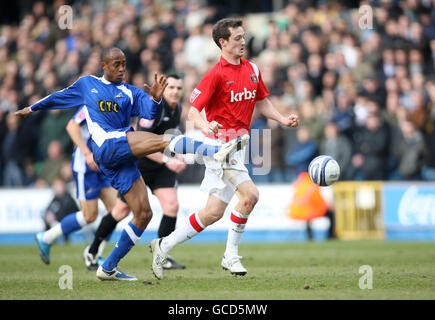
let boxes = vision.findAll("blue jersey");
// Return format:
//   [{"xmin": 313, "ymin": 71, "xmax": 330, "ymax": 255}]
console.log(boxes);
[{"xmin": 30, "ymin": 75, "xmax": 162, "ymax": 147}]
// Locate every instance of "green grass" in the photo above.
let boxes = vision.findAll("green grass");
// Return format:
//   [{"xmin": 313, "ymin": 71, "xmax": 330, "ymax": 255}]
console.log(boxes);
[{"xmin": 0, "ymin": 241, "xmax": 434, "ymax": 300}]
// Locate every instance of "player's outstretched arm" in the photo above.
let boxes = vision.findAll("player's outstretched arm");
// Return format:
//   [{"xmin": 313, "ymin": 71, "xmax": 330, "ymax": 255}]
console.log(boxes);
[
  {"xmin": 256, "ymin": 97, "xmax": 299, "ymax": 128},
  {"xmin": 15, "ymin": 77, "xmax": 84, "ymax": 117},
  {"xmin": 14, "ymin": 107, "xmax": 33, "ymax": 118}
]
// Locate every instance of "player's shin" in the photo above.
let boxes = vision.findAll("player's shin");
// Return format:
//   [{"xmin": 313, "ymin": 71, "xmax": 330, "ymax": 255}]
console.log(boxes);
[
  {"xmin": 160, "ymin": 212, "xmax": 204, "ymax": 254},
  {"xmin": 224, "ymin": 210, "xmax": 249, "ymax": 257},
  {"xmin": 42, "ymin": 211, "xmax": 86, "ymax": 244},
  {"xmin": 102, "ymin": 221, "xmax": 143, "ymax": 271},
  {"xmin": 158, "ymin": 214, "xmax": 177, "ymax": 238}
]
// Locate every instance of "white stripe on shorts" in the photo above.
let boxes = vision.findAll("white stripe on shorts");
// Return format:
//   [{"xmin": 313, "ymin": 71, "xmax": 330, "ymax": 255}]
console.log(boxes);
[{"xmin": 77, "ymin": 172, "xmax": 86, "ymax": 201}]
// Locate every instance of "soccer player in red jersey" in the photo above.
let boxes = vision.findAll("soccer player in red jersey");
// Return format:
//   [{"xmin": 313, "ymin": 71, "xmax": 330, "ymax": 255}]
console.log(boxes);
[{"xmin": 150, "ymin": 18, "xmax": 299, "ymax": 279}]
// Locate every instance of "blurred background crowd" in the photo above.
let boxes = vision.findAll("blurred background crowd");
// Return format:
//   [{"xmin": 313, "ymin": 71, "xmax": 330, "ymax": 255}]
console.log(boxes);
[{"xmin": 0, "ymin": 0, "xmax": 435, "ymax": 189}]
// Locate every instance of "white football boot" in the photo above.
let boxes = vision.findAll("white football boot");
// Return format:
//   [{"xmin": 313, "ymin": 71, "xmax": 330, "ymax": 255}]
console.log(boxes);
[
  {"xmin": 213, "ymin": 134, "xmax": 250, "ymax": 163},
  {"xmin": 83, "ymin": 245, "xmax": 99, "ymax": 271},
  {"xmin": 150, "ymin": 238, "xmax": 168, "ymax": 280},
  {"xmin": 221, "ymin": 255, "xmax": 247, "ymax": 276}
]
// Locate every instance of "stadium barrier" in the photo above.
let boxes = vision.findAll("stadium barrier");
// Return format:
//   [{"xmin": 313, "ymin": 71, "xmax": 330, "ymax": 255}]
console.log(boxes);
[
  {"xmin": 1, "ymin": 181, "xmax": 434, "ymax": 244},
  {"xmin": 333, "ymin": 181, "xmax": 384, "ymax": 240},
  {"xmin": 333, "ymin": 181, "xmax": 435, "ymax": 241},
  {"xmin": 0, "ymin": 184, "xmax": 332, "ymax": 244}
]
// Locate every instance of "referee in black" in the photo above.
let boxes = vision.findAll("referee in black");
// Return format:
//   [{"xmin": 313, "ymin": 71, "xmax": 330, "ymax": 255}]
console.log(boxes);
[{"xmin": 84, "ymin": 74, "xmax": 187, "ymax": 270}]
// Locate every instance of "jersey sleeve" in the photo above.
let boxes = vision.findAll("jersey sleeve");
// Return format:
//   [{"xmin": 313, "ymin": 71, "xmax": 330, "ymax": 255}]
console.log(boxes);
[
  {"xmin": 30, "ymin": 77, "xmax": 85, "ymax": 112},
  {"xmin": 255, "ymin": 69, "xmax": 270, "ymax": 101},
  {"xmin": 72, "ymin": 106, "xmax": 86, "ymax": 125},
  {"xmin": 190, "ymin": 70, "xmax": 220, "ymax": 111},
  {"xmin": 131, "ymin": 86, "xmax": 163, "ymax": 120}
]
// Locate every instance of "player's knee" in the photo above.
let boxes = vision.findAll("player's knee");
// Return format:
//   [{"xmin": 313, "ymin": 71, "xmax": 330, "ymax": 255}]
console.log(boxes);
[
  {"xmin": 81, "ymin": 208, "xmax": 98, "ymax": 224},
  {"xmin": 84, "ymin": 212, "xmax": 98, "ymax": 224},
  {"xmin": 119, "ymin": 205, "xmax": 131, "ymax": 219},
  {"xmin": 137, "ymin": 208, "xmax": 153, "ymax": 224},
  {"xmin": 164, "ymin": 200, "xmax": 179, "ymax": 216}
]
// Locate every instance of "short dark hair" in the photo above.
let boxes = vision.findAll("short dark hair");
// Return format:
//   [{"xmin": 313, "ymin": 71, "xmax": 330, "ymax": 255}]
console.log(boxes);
[
  {"xmin": 102, "ymin": 47, "xmax": 124, "ymax": 62},
  {"xmin": 166, "ymin": 74, "xmax": 181, "ymax": 80},
  {"xmin": 212, "ymin": 18, "xmax": 243, "ymax": 49}
]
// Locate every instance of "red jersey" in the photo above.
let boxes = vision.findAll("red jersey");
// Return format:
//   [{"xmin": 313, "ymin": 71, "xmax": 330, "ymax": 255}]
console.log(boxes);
[{"xmin": 190, "ymin": 57, "xmax": 269, "ymax": 141}]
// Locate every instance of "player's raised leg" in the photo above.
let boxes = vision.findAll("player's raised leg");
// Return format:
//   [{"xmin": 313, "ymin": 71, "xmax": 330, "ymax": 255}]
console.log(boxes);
[{"xmin": 126, "ymin": 130, "xmax": 250, "ymax": 162}]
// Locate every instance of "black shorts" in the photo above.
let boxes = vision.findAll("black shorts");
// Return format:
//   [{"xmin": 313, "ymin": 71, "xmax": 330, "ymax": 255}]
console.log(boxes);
[{"xmin": 119, "ymin": 165, "xmax": 177, "ymax": 202}]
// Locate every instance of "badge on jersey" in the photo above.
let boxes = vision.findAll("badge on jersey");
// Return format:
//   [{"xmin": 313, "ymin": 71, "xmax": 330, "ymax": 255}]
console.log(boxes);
[
  {"xmin": 74, "ymin": 108, "xmax": 87, "ymax": 124},
  {"xmin": 139, "ymin": 118, "xmax": 155, "ymax": 128},
  {"xmin": 190, "ymin": 88, "xmax": 201, "ymax": 103},
  {"xmin": 250, "ymin": 73, "xmax": 258, "ymax": 83}
]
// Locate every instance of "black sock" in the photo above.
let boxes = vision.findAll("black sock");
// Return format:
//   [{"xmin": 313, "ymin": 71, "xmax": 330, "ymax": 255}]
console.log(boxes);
[
  {"xmin": 89, "ymin": 212, "xmax": 118, "ymax": 255},
  {"xmin": 158, "ymin": 214, "xmax": 177, "ymax": 238}
]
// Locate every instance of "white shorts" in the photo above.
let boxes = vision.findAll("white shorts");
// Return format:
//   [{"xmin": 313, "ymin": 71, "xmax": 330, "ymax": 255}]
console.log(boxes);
[{"xmin": 200, "ymin": 137, "xmax": 252, "ymax": 203}]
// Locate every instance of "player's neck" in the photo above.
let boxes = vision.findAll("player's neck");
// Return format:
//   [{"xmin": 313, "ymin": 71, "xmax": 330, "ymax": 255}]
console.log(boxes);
[
  {"xmin": 102, "ymin": 74, "xmax": 121, "ymax": 84},
  {"xmin": 222, "ymin": 53, "xmax": 241, "ymax": 65}
]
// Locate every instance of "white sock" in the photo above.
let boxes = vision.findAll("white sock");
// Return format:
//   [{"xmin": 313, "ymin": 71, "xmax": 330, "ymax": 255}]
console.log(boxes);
[
  {"xmin": 42, "ymin": 223, "xmax": 63, "ymax": 244},
  {"xmin": 98, "ymin": 240, "xmax": 107, "ymax": 257},
  {"xmin": 225, "ymin": 210, "xmax": 249, "ymax": 257},
  {"xmin": 160, "ymin": 212, "xmax": 205, "ymax": 254}
]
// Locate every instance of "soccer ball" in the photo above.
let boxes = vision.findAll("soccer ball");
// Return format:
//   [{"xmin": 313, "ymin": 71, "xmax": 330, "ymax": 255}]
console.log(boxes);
[{"xmin": 308, "ymin": 155, "xmax": 340, "ymax": 186}]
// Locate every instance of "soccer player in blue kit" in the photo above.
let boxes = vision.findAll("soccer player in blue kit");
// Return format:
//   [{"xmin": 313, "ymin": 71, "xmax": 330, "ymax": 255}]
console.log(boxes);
[
  {"xmin": 15, "ymin": 47, "xmax": 248, "ymax": 281},
  {"xmin": 32, "ymin": 105, "xmax": 117, "ymax": 266}
]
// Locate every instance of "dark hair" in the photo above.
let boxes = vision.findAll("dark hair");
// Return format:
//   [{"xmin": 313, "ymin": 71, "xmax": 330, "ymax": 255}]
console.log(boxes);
[
  {"xmin": 166, "ymin": 74, "xmax": 181, "ymax": 80},
  {"xmin": 102, "ymin": 47, "xmax": 124, "ymax": 62},
  {"xmin": 212, "ymin": 18, "xmax": 243, "ymax": 49}
]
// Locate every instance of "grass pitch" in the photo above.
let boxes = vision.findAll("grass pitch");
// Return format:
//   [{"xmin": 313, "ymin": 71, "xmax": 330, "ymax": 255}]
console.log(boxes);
[{"xmin": 0, "ymin": 241, "xmax": 434, "ymax": 300}]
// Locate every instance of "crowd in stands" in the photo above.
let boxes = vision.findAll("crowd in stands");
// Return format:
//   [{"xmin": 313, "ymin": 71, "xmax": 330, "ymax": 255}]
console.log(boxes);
[{"xmin": 0, "ymin": 0, "xmax": 435, "ymax": 188}]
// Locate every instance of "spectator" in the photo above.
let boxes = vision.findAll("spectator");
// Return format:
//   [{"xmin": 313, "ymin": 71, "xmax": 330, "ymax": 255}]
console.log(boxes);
[
  {"xmin": 396, "ymin": 119, "xmax": 427, "ymax": 180},
  {"xmin": 1, "ymin": 0, "xmax": 435, "ymax": 185},
  {"xmin": 43, "ymin": 176, "xmax": 80, "ymax": 244},
  {"xmin": 36, "ymin": 140, "xmax": 68, "ymax": 188},
  {"xmin": 286, "ymin": 125, "xmax": 318, "ymax": 178},
  {"xmin": 1, "ymin": 112, "xmax": 24, "ymax": 186},
  {"xmin": 38, "ymin": 109, "xmax": 75, "ymax": 160},
  {"xmin": 351, "ymin": 113, "xmax": 390, "ymax": 180},
  {"xmin": 320, "ymin": 121, "xmax": 353, "ymax": 181}
]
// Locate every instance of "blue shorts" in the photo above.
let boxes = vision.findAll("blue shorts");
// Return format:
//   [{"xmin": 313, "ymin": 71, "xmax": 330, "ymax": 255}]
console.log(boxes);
[
  {"xmin": 90, "ymin": 136, "xmax": 141, "ymax": 195},
  {"xmin": 73, "ymin": 169, "xmax": 111, "ymax": 200}
]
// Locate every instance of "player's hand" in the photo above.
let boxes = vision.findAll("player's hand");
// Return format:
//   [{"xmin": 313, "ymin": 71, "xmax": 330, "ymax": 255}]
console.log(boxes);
[
  {"xmin": 14, "ymin": 107, "xmax": 32, "ymax": 118},
  {"xmin": 281, "ymin": 114, "xmax": 299, "ymax": 127},
  {"xmin": 165, "ymin": 158, "xmax": 186, "ymax": 173},
  {"xmin": 85, "ymin": 152, "xmax": 99, "ymax": 172},
  {"xmin": 202, "ymin": 120, "xmax": 223, "ymax": 136},
  {"xmin": 144, "ymin": 73, "xmax": 168, "ymax": 102}
]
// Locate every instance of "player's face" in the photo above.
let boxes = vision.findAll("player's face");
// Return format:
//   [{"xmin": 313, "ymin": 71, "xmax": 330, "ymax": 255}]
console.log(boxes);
[
  {"xmin": 102, "ymin": 53, "xmax": 127, "ymax": 83},
  {"xmin": 163, "ymin": 77, "xmax": 183, "ymax": 108},
  {"xmin": 222, "ymin": 26, "xmax": 246, "ymax": 58}
]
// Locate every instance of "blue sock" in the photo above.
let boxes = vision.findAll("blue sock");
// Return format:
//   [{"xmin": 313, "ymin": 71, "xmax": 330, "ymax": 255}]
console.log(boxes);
[
  {"xmin": 168, "ymin": 135, "xmax": 219, "ymax": 157},
  {"xmin": 102, "ymin": 221, "xmax": 143, "ymax": 271},
  {"xmin": 60, "ymin": 211, "xmax": 86, "ymax": 235}
]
